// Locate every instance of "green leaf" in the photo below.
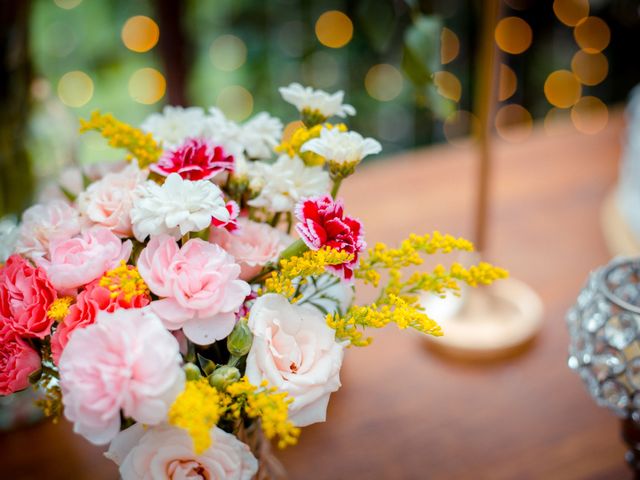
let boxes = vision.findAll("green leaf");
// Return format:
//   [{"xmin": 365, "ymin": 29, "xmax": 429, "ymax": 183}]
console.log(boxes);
[{"xmin": 197, "ymin": 353, "xmax": 216, "ymax": 376}]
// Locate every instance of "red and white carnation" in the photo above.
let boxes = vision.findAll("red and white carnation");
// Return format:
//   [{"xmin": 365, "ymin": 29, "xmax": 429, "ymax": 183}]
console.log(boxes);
[
  {"xmin": 295, "ymin": 195, "xmax": 365, "ymax": 280},
  {"xmin": 151, "ymin": 138, "xmax": 234, "ymax": 181}
]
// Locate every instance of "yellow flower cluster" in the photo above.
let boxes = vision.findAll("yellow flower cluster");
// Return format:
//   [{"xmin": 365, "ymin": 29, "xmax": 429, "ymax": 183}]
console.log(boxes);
[
  {"xmin": 168, "ymin": 378, "xmax": 228, "ymax": 454},
  {"xmin": 47, "ymin": 296, "xmax": 74, "ymax": 322},
  {"xmin": 327, "ymin": 294, "xmax": 443, "ymax": 347},
  {"xmin": 226, "ymin": 377, "xmax": 300, "ymax": 449},
  {"xmin": 79, "ymin": 111, "xmax": 161, "ymax": 168},
  {"xmin": 276, "ymin": 123, "xmax": 347, "ymax": 166},
  {"xmin": 99, "ymin": 261, "xmax": 149, "ymax": 302},
  {"xmin": 262, "ymin": 247, "xmax": 353, "ymax": 300}
]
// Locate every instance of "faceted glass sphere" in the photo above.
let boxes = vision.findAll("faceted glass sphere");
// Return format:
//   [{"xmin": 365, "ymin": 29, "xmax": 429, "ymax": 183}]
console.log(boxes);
[{"xmin": 568, "ymin": 257, "xmax": 640, "ymax": 419}]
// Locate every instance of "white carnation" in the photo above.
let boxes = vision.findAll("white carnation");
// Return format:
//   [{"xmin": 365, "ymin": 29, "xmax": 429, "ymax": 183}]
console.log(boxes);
[
  {"xmin": 301, "ymin": 127, "xmax": 382, "ymax": 165},
  {"xmin": 131, "ymin": 173, "xmax": 229, "ymax": 241},
  {"xmin": 141, "ymin": 106, "xmax": 207, "ymax": 148},
  {"xmin": 248, "ymin": 155, "xmax": 330, "ymax": 212},
  {"xmin": 241, "ymin": 112, "xmax": 283, "ymax": 159},
  {"xmin": 279, "ymin": 83, "xmax": 356, "ymax": 118}
]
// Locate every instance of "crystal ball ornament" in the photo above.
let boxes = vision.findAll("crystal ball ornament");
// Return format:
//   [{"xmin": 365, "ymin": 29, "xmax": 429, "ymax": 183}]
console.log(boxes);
[{"xmin": 567, "ymin": 257, "xmax": 640, "ymax": 419}]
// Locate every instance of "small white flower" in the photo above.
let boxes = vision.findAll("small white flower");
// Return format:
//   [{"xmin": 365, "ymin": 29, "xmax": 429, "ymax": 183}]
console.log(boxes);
[
  {"xmin": 248, "ymin": 155, "xmax": 330, "ymax": 212},
  {"xmin": 0, "ymin": 217, "xmax": 19, "ymax": 263},
  {"xmin": 242, "ymin": 112, "xmax": 283, "ymax": 159},
  {"xmin": 279, "ymin": 83, "xmax": 356, "ymax": 118},
  {"xmin": 130, "ymin": 173, "xmax": 229, "ymax": 241},
  {"xmin": 141, "ymin": 106, "xmax": 207, "ymax": 148},
  {"xmin": 301, "ymin": 127, "xmax": 382, "ymax": 165}
]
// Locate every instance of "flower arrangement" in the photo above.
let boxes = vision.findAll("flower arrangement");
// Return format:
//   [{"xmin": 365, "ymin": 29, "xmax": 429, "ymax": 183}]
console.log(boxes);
[{"xmin": 0, "ymin": 83, "xmax": 507, "ymax": 479}]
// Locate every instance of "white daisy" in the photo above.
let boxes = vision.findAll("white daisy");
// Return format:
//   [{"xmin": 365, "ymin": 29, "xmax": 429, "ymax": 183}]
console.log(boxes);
[
  {"xmin": 279, "ymin": 83, "xmax": 356, "ymax": 118},
  {"xmin": 248, "ymin": 155, "xmax": 330, "ymax": 212},
  {"xmin": 141, "ymin": 106, "xmax": 207, "ymax": 148},
  {"xmin": 130, "ymin": 173, "xmax": 229, "ymax": 241},
  {"xmin": 242, "ymin": 112, "xmax": 283, "ymax": 159},
  {"xmin": 300, "ymin": 127, "xmax": 382, "ymax": 165}
]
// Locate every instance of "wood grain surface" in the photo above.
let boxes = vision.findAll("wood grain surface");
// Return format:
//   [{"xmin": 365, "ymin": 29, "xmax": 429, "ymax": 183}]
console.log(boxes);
[{"xmin": 0, "ymin": 112, "xmax": 629, "ymax": 479}]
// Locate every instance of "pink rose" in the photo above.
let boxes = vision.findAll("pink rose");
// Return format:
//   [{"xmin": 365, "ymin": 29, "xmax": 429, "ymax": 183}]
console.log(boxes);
[
  {"xmin": 0, "ymin": 324, "xmax": 41, "ymax": 395},
  {"xmin": 246, "ymin": 294, "xmax": 344, "ymax": 426},
  {"xmin": 0, "ymin": 255, "xmax": 57, "ymax": 338},
  {"xmin": 78, "ymin": 164, "xmax": 148, "ymax": 237},
  {"xmin": 15, "ymin": 200, "xmax": 82, "ymax": 260},
  {"xmin": 210, "ymin": 218, "xmax": 291, "ymax": 280},
  {"xmin": 38, "ymin": 226, "xmax": 132, "ymax": 290},
  {"xmin": 59, "ymin": 308, "xmax": 185, "ymax": 445},
  {"xmin": 138, "ymin": 236, "xmax": 250, "ymax": 345},
  {"xmin": 106, "ymin": 423, "xmax": 258, "ymax": 480}
]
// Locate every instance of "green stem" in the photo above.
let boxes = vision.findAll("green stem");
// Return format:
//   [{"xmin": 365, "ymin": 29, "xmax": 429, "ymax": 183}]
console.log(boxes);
[
  {"xmin": 278, "ymin": 238, "xmax": 309, "ymax": 261},
  {"xmin": 331, "ymin": 177, "xmax": 343, "ymax": 198},
  {"xmin": 286, "ymin": 211, "xmax": 293, "ymax": 234},
  {"xmin": 228, "ymin": 355, "xmax": 241, "ymax": 368},
  {"xmin": 181, "ymin": 232, "xmax": 190, "ymax": 245}
]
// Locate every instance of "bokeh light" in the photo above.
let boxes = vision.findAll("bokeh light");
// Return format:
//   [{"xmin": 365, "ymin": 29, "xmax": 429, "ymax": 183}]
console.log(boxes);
[
  {"xmin": 209, "ymin": 35, "xmax": 247, "ymax": 72},
  {"xmin": 574, "ymin": 17, "xmax": 610, "ymax": 53},
  {"xmin": 217, "ymin": 85, "xmax": 253, "ymax": 122},
  {"xmin": 553, "ymin": 0, "xmax": 589, "ymax": 27},
  {"xmin": 122, "ymin": 16, "xmax": 160, "ymax": 53},
  {"xmin": 376, "ymin": 104, "xmax": 413, "ymax": 143},
  {"xmin": 57, "ymin": 71, "xmax": 93, "ymax": 107},
  {"xmin": 302, "ymin": 52, "xmax": 341, "ymax": 88},
  {"xmin": 498, "ymin": 64, "xmax": 517, "ymax": 102},
  {"xmin": 443, "ymin": 110, "xmax": 479, "ymax": 146},
  {"xmin": 495, "ymin": 17, "xmax": 532, "ymax": 55},
  {"xmin": 315, "ymin": 11, "xmax": 353, "ymax": 49},
  {"xmin": 278, "ymin": 21, "xmax": 304, "ymax": 58},
  {"xmin": 571, "ymin": 96, "xmax": 609, "ymax": 134},
  {"xmin": 544, "ymin": 107, "xmax": 574, "ymax": 136},
  {"xmin": 441, "ymin": 28, "xmax": 460, "ymax": 65},
  {"xmin": 54, "ymin": 0, "xmax": 82, "ymax": 9},
  {"xmin": 31, "ymin": 78, "xmax": 52, "ymax": 101},
  {"xmin": 433, "ymin": 71, "xmax": 462, "ymax": 102},
  {"xmin": 544, "ymin": 70, "xmax": 582, "ymax": 108},
  {"xmin": 128, "ymin": 68, "xmax": 166, "ymax": 104},
  {"xmin": 571, "ymin": 50, "xmax": 608, "ymax": 86},
  {"xmin": 365, "ymin": 64, "xmax": 403, "ymax": 102},
  {"xmin": 495, "ymin": 104, "xmax": 533, "ymax": 143}
]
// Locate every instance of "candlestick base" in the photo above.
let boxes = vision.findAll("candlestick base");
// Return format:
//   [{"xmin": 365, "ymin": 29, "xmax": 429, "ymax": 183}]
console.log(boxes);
[
  {"xmin": 420, "ymin": 277, "xmax": 543, "ymax": 361},
  {"xmin": 622, "ymin": 418, "xmax": 640, "ymax": 479}
]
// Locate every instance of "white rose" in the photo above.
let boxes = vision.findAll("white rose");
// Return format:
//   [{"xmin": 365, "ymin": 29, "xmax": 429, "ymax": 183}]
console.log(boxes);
[
  {"xmin": 246, "ymin": 294, "xmax": 344, "ymax": 426},
  {"xmin": 106, "ymin": 423, "xmax": 258, "ymax": 480}
]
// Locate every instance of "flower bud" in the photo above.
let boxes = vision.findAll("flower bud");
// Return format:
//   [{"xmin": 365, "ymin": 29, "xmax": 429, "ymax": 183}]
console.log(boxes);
[
  {"xmin": 227, "ymin": 319, "xmax": 253, "ymax": 357},
  {"xmin": 183, "ymin": 362, "xmax": 202, "ymax": 381},
  {"xmin": 208, "ymin": 365, "xmax": 240, "ymax": 390}
]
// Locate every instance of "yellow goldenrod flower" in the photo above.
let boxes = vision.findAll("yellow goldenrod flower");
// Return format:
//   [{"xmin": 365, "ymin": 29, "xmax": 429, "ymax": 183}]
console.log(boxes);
[
  {"xmin": 47, "ymin": 296, "xmax": 74, "ymax": 322},
  {"xmin": 226, "ymin": 377, "xmax": 300, "ymax": 449},
  {"xmin": 276, "ymin": 123, "xmax": 347, "ymax": 167},
  {"xmin": 99, "ymin": 261, "xmax": 149, "ymax": 302},
  {"xmin": 262, "ymin": 247, "xmax": 353, "ymax": 301},
  {"xmin": 79, "ymin": 111, "xmax": 162, "ymax": 168},
  {"xmin": 168, "ymin": 378, "xmax": 227, "ymax": 454}
]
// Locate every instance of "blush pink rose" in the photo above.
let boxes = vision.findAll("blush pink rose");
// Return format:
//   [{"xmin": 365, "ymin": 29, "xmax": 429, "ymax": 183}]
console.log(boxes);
[
  {"xmin": 246, "ymin": 294, "xmax": 344, "ymax": 427},
  {"xmin": 15, "ymin": 200, "xmax": 82, "ymax": 261},
  {"xmin": 0, "ymin": 324, "xmax": 41, "ymax": 395},
  {"xmin": 59, "ymin": 308, "xmax": 185, "ymax": 445},
  {"xmin": 137, "ymin": 236, "xmax": 250, "ymax": 345},
  {"xmin": 210, "ymin": 218, "xmax": 291, "ymax": 280},
  {"xmin": 78, "ymin": 164, "xmax": 148, "ymax": 237},
  {"xmin": 0, "ymin": 255, "xmax": 57, "ymax": 339},
  {"xmin": 37, "ymin": 226, "xmax": 132, "ymax": 290},
  {"xmin": 106, "ymin": 424, "xmax": 258, "ymax": 480}
]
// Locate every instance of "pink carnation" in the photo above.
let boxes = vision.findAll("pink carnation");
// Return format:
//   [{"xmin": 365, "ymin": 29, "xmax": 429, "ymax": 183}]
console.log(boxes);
[
  {"xmin": 137, "ymin": 235, "xmax": 250, "ymax": 345},
  {"xmin": 151, "ymin": 138, "xmax": 234, "ymax": 181},
  {"xmin": 211, "ymin": 217, "xmax": 291, "ymax": 280},
  {"xmin": 0, "ymin": 255, "xmax": 57, "ymax": 338},
  {"xmin": 59, "ymin": 308, "xmax": 185, "ymax": 445},
  {"xmin": 0, "ymin": 324, "xmax": 41, "ymax": 396},
  {"xmin": 295, "ymin": 195, "xmax": 365, "ymax": 280},
  {"xmin": 37, "ymin": 226, "xmax": 132, "ymax": 291}
]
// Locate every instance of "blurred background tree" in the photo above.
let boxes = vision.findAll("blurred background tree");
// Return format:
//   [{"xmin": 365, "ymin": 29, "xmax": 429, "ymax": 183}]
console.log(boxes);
[{"xmin": 0, "ymin": 0, "xmax": 638, "ymax": 216}]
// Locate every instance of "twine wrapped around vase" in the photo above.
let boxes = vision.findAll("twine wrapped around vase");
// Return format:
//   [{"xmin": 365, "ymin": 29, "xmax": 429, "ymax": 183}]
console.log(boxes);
[{"xmin": 237, "ymin": 422, "xmax": 288, "ymax": 480}]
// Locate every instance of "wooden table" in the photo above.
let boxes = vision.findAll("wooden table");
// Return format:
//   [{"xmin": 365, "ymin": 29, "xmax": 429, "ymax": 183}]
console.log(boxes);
[{"xmin": 0, "ymin": 112, "xmax": 629, "ymax": 479}]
